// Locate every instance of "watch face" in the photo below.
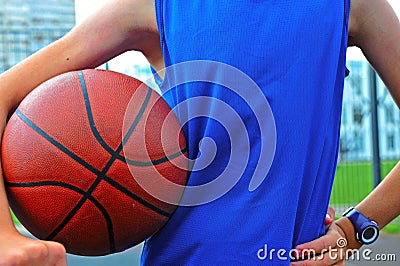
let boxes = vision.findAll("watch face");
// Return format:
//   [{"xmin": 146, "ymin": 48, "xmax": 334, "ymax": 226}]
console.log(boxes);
[
  {"xmin": 364, "ymin": 227, "xmax": 376, "ymax": 239},
  {"xmin": 361, "ymin": 226, "xmax": 379, "ymax": 244}
]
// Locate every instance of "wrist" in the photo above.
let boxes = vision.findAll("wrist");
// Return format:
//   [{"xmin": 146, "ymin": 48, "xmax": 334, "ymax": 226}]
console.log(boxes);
[
  {"xmin": 343, "ymin": 207, "xmax": 380, "ymax": 245},
  {"xmin": 335, "ymin": 217, "xmax": 363, "ymax": 250}
]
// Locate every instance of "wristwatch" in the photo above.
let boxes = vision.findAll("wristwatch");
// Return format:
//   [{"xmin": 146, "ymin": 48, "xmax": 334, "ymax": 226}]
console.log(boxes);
[{"xmin": 343, "ymin": 207, "xmax": 379, "ymax": 245}]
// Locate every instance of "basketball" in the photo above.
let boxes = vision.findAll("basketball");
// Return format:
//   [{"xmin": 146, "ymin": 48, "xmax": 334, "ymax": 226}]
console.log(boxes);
[{"xmin": 1, "ymin": 69, "xmax": 188, "ymax": 256}]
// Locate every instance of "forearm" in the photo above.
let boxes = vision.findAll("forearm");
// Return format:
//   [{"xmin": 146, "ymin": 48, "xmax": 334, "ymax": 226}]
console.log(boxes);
[
  {"xmin": 336, "ymin": 161, "xmax": 400, "ymax": 249},
  {"xmin": 0, "ymin": 108, "xmax": 17, "ymax": 233},
  {"xmin": 343, "ymin": 0, "xmax": 400, "ymax": 247},
  {"xmin": 0, "ymin": 171, "xmax": 16, "ymax": 233},
  {"xmin": 0, "ymin": 29, "xmax": 93, "ymax": 234},
  {"xmin": 0, "ymin": 27, "xmax": 111, "ymax": 112},
  {"xmin": 355, "ymin": 161, "xmax": 400, "ymax": 228}
]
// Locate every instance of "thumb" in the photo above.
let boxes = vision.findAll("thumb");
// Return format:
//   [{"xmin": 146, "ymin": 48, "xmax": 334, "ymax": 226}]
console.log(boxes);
[{"xmin": 325, "ymin": 206, "xmax": 335, "ymax": 225}]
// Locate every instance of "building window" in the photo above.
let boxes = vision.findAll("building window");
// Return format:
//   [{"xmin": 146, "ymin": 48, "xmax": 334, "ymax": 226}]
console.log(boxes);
[
  {"xmin": 353, "ymin": 131, "xmax": 365, "ymax": 154},
  {"xmin": 387, "ymin": 134, "xmax": 395, "ymax": 151},
  {"xmin": 353, "ymin": 107, "xmax": 363, "ymax": 125},
  {"xmin": 385, "ymin": 106, "xmax": 395, "ymax": 124}
]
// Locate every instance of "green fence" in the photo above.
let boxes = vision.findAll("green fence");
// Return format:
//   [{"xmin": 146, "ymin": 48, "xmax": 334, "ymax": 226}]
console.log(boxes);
[{"xmin": 330, "ymin": 60, "xmax": 400, "ymax": 232}]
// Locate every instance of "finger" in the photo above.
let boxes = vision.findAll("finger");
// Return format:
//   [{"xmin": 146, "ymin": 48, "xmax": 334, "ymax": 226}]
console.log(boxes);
[
  {"xmin": 49, "ymin": 242, "xmax": 67, "ymax": 266},
  {"xmin": 290, "ymin": 257, "xmax": 336, "ymax": 266},
  {"xmin": 327, "ymin": 206, "xmax": 335, "ymax": 218},
  {"xmin": 290, "ymin": 249, "xmax": 345, "ymax": 266},
  {"xmin": 41, "ymin": 241, "xmax": 67, "ymax": 266},
  {"xmin": 325, "ymin": 214, "xmax": 333, "ymax": 226},
  {"xmin": 294, "ymin": 234, "xmax": 339, "ymax": 256},
  {"xmin": 325, "ymin": 206, "xmax": 335, "ymax": 225},
  {"xmin": 325, "ymin": 214, "xmax": 334, "ymax": 230}
]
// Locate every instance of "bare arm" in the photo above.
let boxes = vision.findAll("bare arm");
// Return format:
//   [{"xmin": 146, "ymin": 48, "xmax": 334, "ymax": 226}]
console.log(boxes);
[
  {"xmin": 341, "ymin": 0, "xmax": 400, "ymax": 231},
  {"xmin": 335, "ymin": 0, "xmax": 400, "ymax": 251},
  {"xmin": 0, "ymin": 0, "xmax": 159, "ymax": 264},
  {"xmin": 0, "ymin": 0, "xmax": 160, "ymax": 114},
  {"xmin": 292, "ymin": 1, "xmax": 400, "ymax": 265}
]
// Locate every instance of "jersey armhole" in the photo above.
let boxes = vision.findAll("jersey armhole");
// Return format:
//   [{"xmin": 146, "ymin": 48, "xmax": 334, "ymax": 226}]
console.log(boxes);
[
  {"xmin": 152, "ymin": 0, "xmax": 166, "ymax": 89},
  {"xmin": 154, "ymin": 0, "xmax": 165, "ymax": 55},
  {"xmin": 344, "ymin": 0, "xmax": 351, "ymax": 78}
]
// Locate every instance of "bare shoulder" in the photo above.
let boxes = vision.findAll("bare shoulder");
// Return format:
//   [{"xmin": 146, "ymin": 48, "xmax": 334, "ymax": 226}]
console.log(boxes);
[
  {"xmin": 348, "ymin": 0, "xmax": 400, "ymax": 107},
  {"xmin": 93, "ymin": 0, "xmax": 158, "ymax": 37},
  {"xmin": 121, "ymin": 0, "xmax": 158, "ymax": 34},
  {"xmin": 74, "ymin": 0, "xmax": 162, "ymax": 66},
  {"xmin": 109, "ymin": 0, "xmax": 161, "ymax": 65},
  {"xmin": 348, "ymin": 0, "xmax": 398, "ymax": 47}
]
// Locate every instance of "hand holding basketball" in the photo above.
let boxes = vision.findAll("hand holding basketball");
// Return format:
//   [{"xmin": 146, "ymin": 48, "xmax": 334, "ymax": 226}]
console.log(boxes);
[{"xmin": 0, "ymin": 231, "xmax": 67, "ymax": 266}]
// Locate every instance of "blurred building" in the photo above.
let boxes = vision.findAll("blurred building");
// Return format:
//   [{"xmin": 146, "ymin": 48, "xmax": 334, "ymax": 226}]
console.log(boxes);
[
  {"xmin": 0, "ymin": 0, "xmax": 75, "ymax": 71},
  {"xmin": 0, "ymin": 0, "xmax": 156, "ymax": 89},
  {"xmin": 341, "ymin": 60, "xmax": 400, "ymax": 161}
]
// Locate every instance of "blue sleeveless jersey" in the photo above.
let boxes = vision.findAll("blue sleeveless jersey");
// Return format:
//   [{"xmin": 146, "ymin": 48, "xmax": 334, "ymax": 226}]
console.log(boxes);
[{"xmin": 142, "ymin": 1, "xmax": 350, "ymax": 264}]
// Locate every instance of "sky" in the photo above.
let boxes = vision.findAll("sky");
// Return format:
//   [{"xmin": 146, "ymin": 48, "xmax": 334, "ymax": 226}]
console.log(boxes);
[{"xmin": 388, "ymin": 0, "xmax": 400, "ymax": 15}]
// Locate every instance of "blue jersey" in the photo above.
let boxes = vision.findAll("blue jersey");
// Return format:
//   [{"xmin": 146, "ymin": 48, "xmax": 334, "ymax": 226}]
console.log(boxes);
[{"xmin": 142, "ymin": 0, "xmax": 350, "ymax": 264}]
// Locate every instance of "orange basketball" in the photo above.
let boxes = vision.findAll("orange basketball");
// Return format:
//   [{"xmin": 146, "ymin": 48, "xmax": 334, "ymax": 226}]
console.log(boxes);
[{"xmin": 1, "ymin": 69, "xmax": 188, "ymax": 256}]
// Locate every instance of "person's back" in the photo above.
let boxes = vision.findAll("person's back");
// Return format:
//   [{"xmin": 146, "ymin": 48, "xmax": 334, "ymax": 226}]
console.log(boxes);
[{"xmin": 142, "ymin": 0, "xmax": 350, "ymax": 264}]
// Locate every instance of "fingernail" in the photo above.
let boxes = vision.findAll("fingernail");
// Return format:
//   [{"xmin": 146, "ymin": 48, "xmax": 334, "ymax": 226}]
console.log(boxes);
[{"xmin": 325, "ymin": 214, "xmax": 333, "ymax": 223}]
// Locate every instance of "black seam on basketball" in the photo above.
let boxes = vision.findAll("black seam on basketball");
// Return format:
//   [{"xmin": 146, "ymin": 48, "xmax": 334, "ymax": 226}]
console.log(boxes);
[
  {"xmin": 13, "ymin": 72, "xmax": 176, "ymax": 252},
  {"xmin": 46, "ymin": 183, "xmax": 116, "ymax": 253},
  {"xmin": 78, "ymin": 71, "xmax": 174, "ymax": 166},
  {"xmin": 45, "ymin": 81, "xmax": 169, "ymax": 246},
  {"xmin": 120, "ymin": 85, "xmax": 152, "ymax": 151},
  {"xmin": 15, "ymin": 108, "xmax": 171, "ymax": 216},
  {"xmin": 124, "ymin": 147, "xmax": 188, "ymax": 166},
  {"xmin": 15, "ymin": 109, "xmax": 102, "ymax": 176},
  {"xmin": 77, "ymin": 70, "xmax": 116, "ymax": 156},
  {"xmin": 7, "ymin": 181, "xmax": 116, "ymax": 253},
  {"xmin": 101, "ymin": 176, "xmax": 171, "ymax": 217},
  {"xmin": 78, "ymin": 70, "xmax": 187, "ymax": 172},
  {"xmin": 15, "ymin": 108, "xmax": 171, "ymax": 234}
]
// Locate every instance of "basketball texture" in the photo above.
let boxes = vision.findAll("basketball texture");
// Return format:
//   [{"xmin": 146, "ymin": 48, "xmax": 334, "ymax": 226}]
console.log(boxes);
[{"xmin": 1, "ymin": 69, "xmax": 188, "ymax": 256}]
